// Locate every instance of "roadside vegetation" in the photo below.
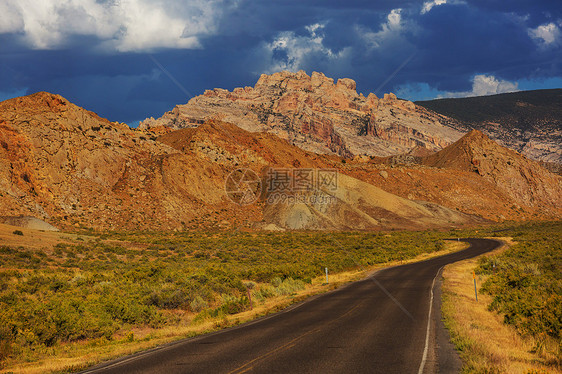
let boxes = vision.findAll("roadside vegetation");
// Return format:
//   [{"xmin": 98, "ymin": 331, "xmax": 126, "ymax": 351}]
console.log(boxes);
[
  {"xmin": 3, "ymin": 222, "xmax": 558, "ymax": 373},
  {"xmin": 0, "ymin": 228, "xmax": 469, "ymax": 373},
  {"xmin": 443, "ymin": 221, "xmax": 562, "ymax": 373},
  {"xmin": 478, "ymin": 222, "xmax": 561, "ymax": 344}
]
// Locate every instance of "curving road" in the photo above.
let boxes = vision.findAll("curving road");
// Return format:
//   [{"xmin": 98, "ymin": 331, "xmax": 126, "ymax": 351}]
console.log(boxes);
[{"xmin": 81, "ymin": 238, "xmax": 500, "ymax": 374}]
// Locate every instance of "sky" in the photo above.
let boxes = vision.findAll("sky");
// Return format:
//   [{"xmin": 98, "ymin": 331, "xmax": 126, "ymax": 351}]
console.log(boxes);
[{"xmin": 1, "ymin": 0, "xmax": 562, "ymax": 126}]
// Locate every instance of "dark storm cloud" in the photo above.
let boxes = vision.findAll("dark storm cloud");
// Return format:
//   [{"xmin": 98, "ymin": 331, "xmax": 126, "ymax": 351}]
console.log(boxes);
[
  {"xmin": 0, "ymin": 0, "xmax": 561, "ymax": 122},
  {"xmin": 0, "ymin": 47, "xmax": 174, "ymax": 122},
  {"xmin": 409, "ymin": 3, "xmax": 540, "ymax": 91},
  {"xmin": 469, "ymin": 0, "xmax": 561, "ymax": 21}
]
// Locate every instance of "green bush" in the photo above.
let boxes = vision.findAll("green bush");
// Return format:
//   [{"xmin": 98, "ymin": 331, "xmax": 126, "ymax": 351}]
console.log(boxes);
[
  {"xmin": 252, "ymin": 285, "xmax": 276, "ymax": 302},
  {"xmin": 275, "ymin": 278, "xmax": 305, "ymax": 296},
  {"xmin": 477, "ymin": 222, "xmax": 562, "ymax": 340},
  {"xmin": 189, "ymin": 296, "xmax": 209, "ymax": 312},
  {"xmin": 212, "ymin": 294, "xmax": 249, "ymax": 316}
]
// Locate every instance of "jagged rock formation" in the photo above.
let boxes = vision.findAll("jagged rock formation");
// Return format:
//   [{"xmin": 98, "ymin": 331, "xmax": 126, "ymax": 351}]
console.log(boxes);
[{"xmin": 140, "ymin": 71, "xmax": 463, "ymax": 158}]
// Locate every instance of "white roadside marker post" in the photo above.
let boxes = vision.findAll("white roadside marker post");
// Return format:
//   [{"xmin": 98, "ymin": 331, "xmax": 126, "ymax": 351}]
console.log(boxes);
[{"xmin": 325, "ymin": 267, "xmax": 329, "ymax": 284}]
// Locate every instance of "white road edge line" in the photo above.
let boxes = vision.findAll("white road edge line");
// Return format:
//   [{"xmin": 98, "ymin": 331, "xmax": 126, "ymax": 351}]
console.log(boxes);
[{"xmin": 418, "ymin": 265, "xmax": 444, "ymax": 374}]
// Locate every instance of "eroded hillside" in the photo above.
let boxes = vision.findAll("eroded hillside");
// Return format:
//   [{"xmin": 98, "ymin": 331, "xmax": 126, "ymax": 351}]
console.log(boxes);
[{"xmin": 0, "ymin": 92, "xmax": 560, "ymax": 231}]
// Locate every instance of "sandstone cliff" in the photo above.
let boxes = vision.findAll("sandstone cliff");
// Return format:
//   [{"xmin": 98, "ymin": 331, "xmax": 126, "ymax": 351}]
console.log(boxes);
[
  {"xmin": 0, "ymin": 92, "xmax": 482, "ymax": 231},
  {"xmin": 140, "ymin": 71, "xmax": 463, "ymax": 158}
]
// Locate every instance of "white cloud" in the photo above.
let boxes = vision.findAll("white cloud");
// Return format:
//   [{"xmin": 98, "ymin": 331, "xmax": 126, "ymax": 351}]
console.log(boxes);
[
  {"xmin": 358, "ymin": 8, "xmax": 404, "ymax": 49},
  {"xmin": 262, "ymin": 8, "xmax": 413, "ymax": 74},
  {"xmin": 439, "ymin": 74, "xmax": 519, "ymax": 98},
  {"xmin": 0, "ymin": 0, "xmax": 229, "ymax": 52},
  {"xmin": 420, "ymin": 0, "xmax": 466, "ymax": 15},
  {"xmin": 528, "ymin": 22, "xmax": 562, "ymax": 47},
  {"xmin": 421, "ymin": 0, "xmax": 447, "ymax": 15},
  {"xmin": 0, "ymin": 2, "xmax": 24, "ymax": 33},
  {"xmin": 264, "ymin": 23, "xmax": 350, "ymax": 73},
  {"xmin": 471, "ymin": 75, "xmax": 518, "ymax": 96}
]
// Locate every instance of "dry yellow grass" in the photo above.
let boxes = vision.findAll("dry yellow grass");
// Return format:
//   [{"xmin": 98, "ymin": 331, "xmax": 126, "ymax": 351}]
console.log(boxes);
[
  {"xmin": 441, "ymin": 238, "xmax": 561, "ymax": 374},
  {"xmin": 0, "ymin": 223, "xmax": 78, "ymax": 250},
  {"xmin": 1, "ymin": 238, "xmax": 468, "ymax": 373}
]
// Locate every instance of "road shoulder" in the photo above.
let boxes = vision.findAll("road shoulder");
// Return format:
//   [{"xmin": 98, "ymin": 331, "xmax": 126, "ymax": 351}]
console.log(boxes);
[
  {"xmin": 432, "ymin": 266, "xmax": 462, "ymax": 374},
  {"xmin": 440, "ymin": 238, "xmax": 562, "ymax": 373}
]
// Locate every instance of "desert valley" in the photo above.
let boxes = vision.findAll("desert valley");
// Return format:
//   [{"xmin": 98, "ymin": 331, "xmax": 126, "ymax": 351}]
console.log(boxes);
[{"xmin": 0, "ymin": 71, "xmax": 560, "ymax": 374}]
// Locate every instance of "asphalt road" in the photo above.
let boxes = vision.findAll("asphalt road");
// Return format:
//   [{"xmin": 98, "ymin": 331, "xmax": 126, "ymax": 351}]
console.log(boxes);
[{"xmin": 81, "ymin": 238, "xmax": 501, "ymax": 374}]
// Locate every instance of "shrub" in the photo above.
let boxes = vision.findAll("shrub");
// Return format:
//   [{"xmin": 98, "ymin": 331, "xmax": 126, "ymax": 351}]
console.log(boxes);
[
  {"xmin": 275, "ymin": 278, "xmax": 305, "ymax": 296},
  {"xmin": 212, "ymin": 294, "xmax": 249, "ymax": 316},
  {"xmin": 0, "ymin": 325, "xmax": 14, "ymax": 364},
  {"xmin": 12, "ymin": 230, "xmax": 23, "ymax": 236},
  {"xmin": 271, "ymin": 277, "xmax": 282, "ymax": 287},
  {"xmin": 189, "ymin": 296, "xmax": 209, "ymax": 312},
  {"xmin": 477, "ymin": 222, "xmax": 562, "ymax": 340},
  {"xmin": 252, "ymin": 285, "xmax": 276, "ymax": 302}
]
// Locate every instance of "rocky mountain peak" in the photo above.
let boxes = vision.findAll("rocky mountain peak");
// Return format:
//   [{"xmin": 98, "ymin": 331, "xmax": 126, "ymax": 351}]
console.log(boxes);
[
  {"xmin": 423, "ymin": 129, "xmax": 562, "ymax": 211},
  {"xmin": 336, "ymin": 77, "xmax": 357, "ymax": 91},
  {"xmin": 2, "ymin": 92, "xmax": 70, "ymax": 117},
  {"xmin": 460, "ymin": 128, "xmax": 490, "ymax": 142},
  {"xmin": 423, "ymin": 129, "xmax": 512, "ymax": 171},
  {"xmin": 0, "ymin": 91, "xmax": 130, "ymax": 134},
  {"xmin": 140, "ymin": 71, "xmax": 463, "ymax": 158},
  {"xmin": 253, "ymin": 70, "xmax": 358, "ymax": 101}
]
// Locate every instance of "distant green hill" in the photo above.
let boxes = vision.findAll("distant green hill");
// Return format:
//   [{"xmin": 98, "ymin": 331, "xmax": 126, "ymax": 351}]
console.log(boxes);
[
  {"xmin": 415, "ymin": 89, "xmax": 562, "ymax": 169},
  {"xmin": 415, "ymin": 88, "xmax": 562, "ymax": 131}
]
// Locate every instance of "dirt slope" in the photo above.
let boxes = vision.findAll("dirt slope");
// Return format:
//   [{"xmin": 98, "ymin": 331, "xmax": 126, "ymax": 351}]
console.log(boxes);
[{"xmin": 422, "ymin": 130, "xmax": 562, "ymax": 213}]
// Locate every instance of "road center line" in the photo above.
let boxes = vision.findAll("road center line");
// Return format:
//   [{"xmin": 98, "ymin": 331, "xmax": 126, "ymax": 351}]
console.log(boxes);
[{"xmin": 228, "ymin": 301, "xmax": 364, "ymax": 374}]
